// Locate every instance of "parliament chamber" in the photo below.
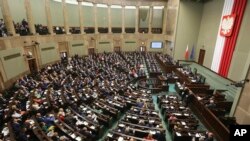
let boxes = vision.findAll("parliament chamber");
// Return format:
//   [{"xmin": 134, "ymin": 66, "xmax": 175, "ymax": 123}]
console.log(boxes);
[{"xmin": 1, "ymin": 0, "xmax": 250, "ymax": 141}]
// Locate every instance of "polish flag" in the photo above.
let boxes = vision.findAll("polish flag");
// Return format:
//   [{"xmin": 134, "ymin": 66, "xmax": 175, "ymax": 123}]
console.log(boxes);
[{"xmin": 185, "ymin": 45, "xmax": 189, "ymax": 60}]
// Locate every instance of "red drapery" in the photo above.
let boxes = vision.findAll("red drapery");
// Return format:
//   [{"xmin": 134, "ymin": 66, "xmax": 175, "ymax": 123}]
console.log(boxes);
[{"xmin": 218, "ymin": 0, "xmax": 247, "ymax": 77}]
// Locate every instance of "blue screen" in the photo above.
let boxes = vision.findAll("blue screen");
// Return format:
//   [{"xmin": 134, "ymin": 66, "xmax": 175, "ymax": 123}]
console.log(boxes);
[{"xmin": 151, "ymin": 42, "xmax": 163, "ymax": 48}]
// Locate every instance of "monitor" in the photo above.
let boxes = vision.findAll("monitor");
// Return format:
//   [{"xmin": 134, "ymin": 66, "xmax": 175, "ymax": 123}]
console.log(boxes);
[{"xmin": 151, "ymin": 41, "xmax": 163, "ymax": 49}]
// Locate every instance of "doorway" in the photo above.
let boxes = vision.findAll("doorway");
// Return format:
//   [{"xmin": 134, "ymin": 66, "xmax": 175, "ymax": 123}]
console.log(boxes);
[
  {"xmin": 88, "ymin": 48, "xmax": 95, "ymax": 55},
  {"xmin": 27, "ymin": 58, "xmax": 38, "ymax": 74},
  {"xmin": 140, "ymin": 46, "xmax": 146, "ymax": 52},
  {"xmin": 198, "ymin": 49, "xmax": 205, "ymax": 65},
  {"xmin": 114, "ymin": 46, "xmax": 121, "ymax": 52},
  {"xmin": 60, "ymin": 52, "xmax": 68, "ymax": 64}
]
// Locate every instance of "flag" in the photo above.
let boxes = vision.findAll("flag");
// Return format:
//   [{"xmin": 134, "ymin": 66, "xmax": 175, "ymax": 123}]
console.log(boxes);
[
  {"xmin": 190, "ymin": 45, "xmax": 195, "ymax": 60},
  {"xmin": 185, "ymin": 45, "xmax": 189, "ymax": 60}
]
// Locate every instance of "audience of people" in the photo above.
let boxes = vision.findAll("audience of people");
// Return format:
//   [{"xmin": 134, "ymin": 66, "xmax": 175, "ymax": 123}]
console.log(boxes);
[{"xmin": 0, "ymin": 52, "xmax": 218, "ymax": 141}]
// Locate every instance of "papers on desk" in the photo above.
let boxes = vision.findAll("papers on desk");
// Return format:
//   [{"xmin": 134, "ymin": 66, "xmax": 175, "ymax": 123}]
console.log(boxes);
[
  {"xmin": 76, "ymin": 136, "xmax": 82, "ymax": 141},
  {"xmin": 174, "ymin": 113, "xmax": 182, "ymax": 116},
  {"xmin": 191, "ymin": 79, "xmax": 196, "ymax": 82},
  {"xmin": 107, "ymin": 133, "xmax": 113, "ymax": 137},
  {"xmin": 118, "ymin": 137, "xmax": 124, "ymax": 141},
  {"xmin": 70, "ymin": 133, "xmax": 76, "ymax": 138},
  {"xmin": 179, "ymin": 106, "xmax": 185, "ymax": 109},
  {"xmin": 152, "ymin": 112, "xmax": 158, "ymax": 115},
  {"xmin": 1, "ymin": 127, "xmax": 9, "ymax": 136},
  {"xmin": 149, "ymin": 131, "xmax": 156, "ymax": 135},
  {"xmin": 76, "ymin": 120, "xmax": 84, "ymax": 126},
  {"xmin": 149, "ymin": 120, "xmax": 155, "ymax": 123},
  {"xmin": 127, "ymin": 115, "xmax": 131, "ymax": 118},
  {"xmin": 176, "ymin": 132, "xmax": 181, "ymax": 136},
  {"xmin": 90, "ymin": 125, "xmax": 95, "ymax": 130},
  {"xmin": 184, "ymin": 113, "xmax": 189, "ymax": 116},
  {"xmin": 132, "ymin": 116, "xmax": 137, "ymax": 119},
  {"xmin": 195, "ymin": 133, "xmax": 201, "ymax": 138},
  {"xmin": 181, "ymin": 122, "xmax": 186, "ymax": 125},
  {"xmin": 118, "ymin": 124, "xmax": 125, "ymax": 127},
  {"xmin": 83, "ymin": 121, "xmax": 88, "ymax": 126},
  {"xmin": 174, "ymin": 76, "xmax": 179, "ymax": 79},
  {"xmin": 133, "ymin": 109, "xmax": 138, "ymax": 112}
]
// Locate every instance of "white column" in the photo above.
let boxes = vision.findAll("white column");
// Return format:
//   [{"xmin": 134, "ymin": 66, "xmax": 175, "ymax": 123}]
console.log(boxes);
[
  {"xmin": 148, "ymin": 6, "xmax": 153, "ymax": 33},
  {"xmin": 45, "ymin": 0, "xmax": 53, "ymax": 34},
  {"xmin": 108, "ymin": 4, "xmax": 112, "ymax": 33},
  {"xmin": 62, "ymin": 0, "xmax": 70, "ymax": 34},
  {"xmin": 24, "ymin": 0, "xmax": 36, "ymax": 35},
  {"xmin": 78, "ymin": 1, "xmax": 84, "ymax": 34},
  {"xmin": 135, "ymin": 5, "xmax": 139, "ymax": 33},
  {"xmin": 162, "ymin": 5, "xmax": 167, "ymax": 34},
  {"xmin": 0, "ymin": 0, "xmax": 16, "ymax": 36},
  {"xmin": 122, "ymin": 5, "xmax": 125, "ymax": 33},
  {"xmin": 94, "ymin": 3, "xmax": 98, "ymax": 34}
]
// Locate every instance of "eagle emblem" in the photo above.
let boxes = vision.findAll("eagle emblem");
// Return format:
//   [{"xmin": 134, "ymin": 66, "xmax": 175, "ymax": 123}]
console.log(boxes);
[{"xmin": 220, "ymin": 14, "xmax": 236, "ymax": 36}]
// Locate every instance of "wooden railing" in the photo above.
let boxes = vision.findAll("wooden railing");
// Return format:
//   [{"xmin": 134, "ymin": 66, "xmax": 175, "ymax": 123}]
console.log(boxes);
[{"xmin": 189, "ymin": 95, "xmax": 230, "ymax": 141}]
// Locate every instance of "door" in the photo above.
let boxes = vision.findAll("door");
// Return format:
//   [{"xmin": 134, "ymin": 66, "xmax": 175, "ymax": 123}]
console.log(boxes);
[
  {"xmin": 28, "ymin": 58, "xmax": 38, "ymax": 74},
  {"xmin": 198, "ymin": 49, "xmax": 205, "ymax": 65},
  {"xmin": 140, "ymin": 46, "xmax": 146, "ymax": 52},
  {"xmin": 88, "ymin": 48, "xmax": 95, "ymax": 55},
  {"xmin": 60, "ymin": 52, "xmax": 68, "ymax": 63},
  {"xmin": 114, "ymin": 46, "xmax": 121, "ymax": 52}
]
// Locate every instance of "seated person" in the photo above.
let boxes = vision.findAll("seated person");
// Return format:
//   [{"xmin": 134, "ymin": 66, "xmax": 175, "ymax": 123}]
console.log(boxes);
[
  {"xmin": 205, "ymin": 100, "xmax": 216, "ymax": 109},
  {"xmin": 168, "ymin": 114, "xmax": 177, "ymax": 122},
  {"xmin": 205, "ymin": 132, "xmax": 214, "ymax": 141},
  {"xmin": 144, "ymin": 133, "xmax": 155, "ymax": 141}
]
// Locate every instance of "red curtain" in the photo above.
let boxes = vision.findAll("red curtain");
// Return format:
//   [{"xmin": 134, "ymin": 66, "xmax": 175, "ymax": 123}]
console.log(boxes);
[{"xmin": 218, "ymin": 0, "xmax": 247, "ymax": 77}]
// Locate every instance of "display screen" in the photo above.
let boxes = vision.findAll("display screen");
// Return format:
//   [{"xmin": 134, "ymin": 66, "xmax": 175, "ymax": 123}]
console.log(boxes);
[{"xmin": 151, "ymin": 42, "xmax": 163, "ymax": 48}]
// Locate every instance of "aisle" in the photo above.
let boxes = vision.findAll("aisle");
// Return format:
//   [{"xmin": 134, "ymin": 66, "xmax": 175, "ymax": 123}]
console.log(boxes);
[{"xmin": 152, "ymin": 84, "xmax": 176, "ymax": 141}]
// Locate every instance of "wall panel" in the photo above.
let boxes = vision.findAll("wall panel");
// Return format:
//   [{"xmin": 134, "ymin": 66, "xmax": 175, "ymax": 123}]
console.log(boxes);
[
  {"xmin": 67, "ymin": 3, "xmax": 79, "ymax": 27},
  {"xmin": 82, "ymin": 6, "xmax": 94, "ymax": 27},
  {"xmin": 30, "ymin": 0, "xmax": 47, "ymax": 25},
  {"xmin": 39, "ymin": 42, "xmax": 60, "ymax": 65},
  {"xmin": 69, "ymin": 40, "xmax": 87, "ymax": 56},
  {"xmin": 8, "ymin": 0, "xmax": 26, "ymax": 22},
  {"xmin": 0, "ymin": 48, "xmax": 27, "ymax": 81},
  {"xmin": 50, "ymin": 0, "xmax": 64, "ymax": 26},
  {"xmin": 111, "ymin": 8, "xmax": 122, "ymax": 27}
]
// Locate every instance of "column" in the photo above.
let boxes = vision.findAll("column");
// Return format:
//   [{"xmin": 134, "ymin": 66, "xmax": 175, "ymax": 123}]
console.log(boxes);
[
  {"xmin": 108, "ymin": 4, "xmax": 112, "ymax": 33},
  {"xmin": 122, "ymin": 5, "xmax": 125, "ymax": 33},
  {"xmin": 0, "ymin": 0, "xmax": 16, "ymax": 36},
  {"xmin": 62, "ymin": 0, "xmax": 70, "ymax": 34},
  {"xmin": 78, "ymin": 1, "xmax": 84, "ymax": 34},
  {"xmin": 45, "ymin": 0, "xmax": 53, "ymax": 34},
  {"xmin": 24, "ymin": 0, "xmax": 36, "ymax": 35},
  {"xmin": 162, "ymin": 5, "xmax": 167, "ymax": 34},
  {"xmin": 135, "ymin": 5, "xmax": 139, "ymax": 33},
  {"xmin": 148, "ymin": 6, "xmax": 153, "ymax": 34},
  {"xmin": 93, "ymin": 3, "xmax": 98, "ymax": 34}
]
